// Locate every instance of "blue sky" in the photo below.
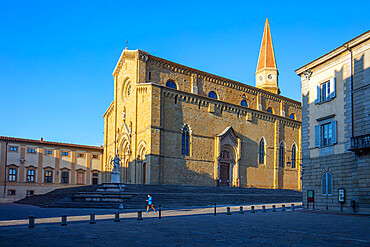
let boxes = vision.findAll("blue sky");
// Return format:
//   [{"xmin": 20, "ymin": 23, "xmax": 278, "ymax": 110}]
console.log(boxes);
[{"xmin": 0, "ymin": 0, "xmax": 369, "ymax": 146}]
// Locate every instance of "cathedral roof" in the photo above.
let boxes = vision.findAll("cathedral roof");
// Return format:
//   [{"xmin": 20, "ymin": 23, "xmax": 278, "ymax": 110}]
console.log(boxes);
[{"xmin": 256, "ymin": 18, "xmax": 277, "ymax": 72}]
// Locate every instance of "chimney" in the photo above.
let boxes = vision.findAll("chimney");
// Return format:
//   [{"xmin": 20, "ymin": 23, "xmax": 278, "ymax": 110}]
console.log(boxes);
[{"xmin": 41, "ymin": 137, "xmax": 43, "ymax": 142}]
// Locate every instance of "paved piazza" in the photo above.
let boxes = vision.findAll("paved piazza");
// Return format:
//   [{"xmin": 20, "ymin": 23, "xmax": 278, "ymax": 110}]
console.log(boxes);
[{"xmin": 0, "ymin": 203, "xmax": 369, "ymax": 246}]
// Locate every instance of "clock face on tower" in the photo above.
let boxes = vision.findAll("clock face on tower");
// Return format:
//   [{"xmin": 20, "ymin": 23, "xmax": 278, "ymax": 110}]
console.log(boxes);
[
  {"xmin": 258, "ymin": 76, "xmax": 263, "ymax": 82},
  {"xmin": 267, "ymin": 74, "xmax": 273, "ymax": 80}
]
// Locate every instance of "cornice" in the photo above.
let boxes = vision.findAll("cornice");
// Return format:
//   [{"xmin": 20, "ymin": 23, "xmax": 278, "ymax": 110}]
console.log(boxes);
[
  {"xmin": 160, "ymin": 85, "xmax": 301, "ymax": 126},
  {"xmin": 295, "ymin": 30, "xmax": 370, "ymax": 75},
  {"xmin": 148, "ymin": 55, "xmax": 301, "ymax": 106}
]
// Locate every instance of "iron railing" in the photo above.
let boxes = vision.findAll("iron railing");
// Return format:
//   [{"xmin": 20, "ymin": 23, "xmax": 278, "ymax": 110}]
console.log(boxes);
[{"xmin": 349, "ymin": 134, "xmax": 370, "ymax": 151}]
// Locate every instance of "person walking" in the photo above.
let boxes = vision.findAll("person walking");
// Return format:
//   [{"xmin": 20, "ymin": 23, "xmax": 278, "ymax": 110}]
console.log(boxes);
[{"xmin": 145, "ymin": 194, "xmax": 156, "ymax": 213}]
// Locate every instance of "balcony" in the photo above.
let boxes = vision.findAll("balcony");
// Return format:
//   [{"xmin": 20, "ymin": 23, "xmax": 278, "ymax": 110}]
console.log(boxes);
[{"xmin": 349, "ymin": 134, "xmax": 370, "ymax": 151}]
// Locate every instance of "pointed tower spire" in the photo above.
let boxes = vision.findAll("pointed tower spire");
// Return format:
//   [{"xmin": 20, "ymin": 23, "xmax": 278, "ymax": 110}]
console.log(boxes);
[{"xmin": 255, "ymin": 18, "xmax": 280, "ymax": 95}]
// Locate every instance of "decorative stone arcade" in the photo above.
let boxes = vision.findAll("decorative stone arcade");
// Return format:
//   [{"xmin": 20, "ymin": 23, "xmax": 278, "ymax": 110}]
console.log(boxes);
[{"xmin": 214, "ymin": 127, "xmax": 242, "ymax": 187}]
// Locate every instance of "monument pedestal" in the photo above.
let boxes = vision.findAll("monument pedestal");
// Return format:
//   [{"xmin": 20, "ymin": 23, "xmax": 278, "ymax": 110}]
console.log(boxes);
[{"xmin": 111, "ymin": 171, "xmax": 120, "ymax": 183}]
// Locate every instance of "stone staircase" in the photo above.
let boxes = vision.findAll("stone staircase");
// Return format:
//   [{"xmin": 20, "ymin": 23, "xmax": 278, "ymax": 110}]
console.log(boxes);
[
  {"xmin": 16, "ymin": 184, "xmax": 302, "ymax": 209},
  {"xmin": 121, "ymin": 185, "xmax": 302, "ymax": 209}
]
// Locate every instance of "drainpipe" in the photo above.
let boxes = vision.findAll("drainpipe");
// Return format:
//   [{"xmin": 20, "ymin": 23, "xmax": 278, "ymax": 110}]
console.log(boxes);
[
  {"xmin": 343, "ymin": 44, "xmax": 354, "ymax": 139},
  {"xmin": 3, "ymin": 141, "xmax": 8, "ymax": 198}
]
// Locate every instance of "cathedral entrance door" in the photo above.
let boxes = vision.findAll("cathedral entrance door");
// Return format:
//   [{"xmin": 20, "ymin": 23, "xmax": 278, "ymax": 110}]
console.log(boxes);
[{"xmin": 220, "ymin": 162, "xmax": 230, "ymax": 187}]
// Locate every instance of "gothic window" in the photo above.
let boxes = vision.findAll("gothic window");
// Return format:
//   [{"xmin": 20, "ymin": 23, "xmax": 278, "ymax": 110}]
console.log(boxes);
[
  {"xmin": 291, "ymin": 144, "xmax": 296, "ymax": 168},
  {"xmin": 241, "ymin": 100, "xmax": 248, "ymax": 107},
  {"xmin": 290, "ymin": 113, "xmax": 295, "ymax": 120},
  {"xmin": 166, "ymin": 80, "xmax": 177, "ymax": 89},
  {"xmin": 208, "ymin": 91, "xmax": 218, "ymax": 100},
  {"xmin": 221, "ymin": 150, "xmax": 230, "ymax": 160},
  {"xmin": 259, "ymin": 138, "xmax": 265, "ymax": 164},
  {"xmin": 322, "ymin": 172, "xmax": 333, "ymax": 195},
  {"xmin": 279, "ymin": 142, "xmax": 285, "ymax": 167},
  {"xmin": 267, "ymin": 107, "xmax": 273, "ymax": 114},
  {"xmin": 126, "ymin": 83, "xmax": 131, "ymax": 97},
  {"xmin": 182, "ymin": 125, "xmax": 190, "ymax": 156}
]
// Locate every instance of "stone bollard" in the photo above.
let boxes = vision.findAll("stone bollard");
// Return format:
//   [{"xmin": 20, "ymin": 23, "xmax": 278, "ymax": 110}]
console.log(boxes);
[
  {"xmin": 282, "ymin": 205, "xmax": 286, "ymax": 211},
  {"xmin": 272, "ymin": 205, "xmax": 276, "ymax": 212},
  {"xmin": 239, "ymin": 206, "xmax": 244, "ymax": 214},
  {"xmin": 262, "ymin": 206, "xmax": 266, "ymax": 212},
  {"xmin": 61, "ymin": 215, "xmax": 67, "ymax": 226},
  {"xmin": 114, "ymin": 212, "xmax": 120, "ymax": 222},
  {"xmin": 291, "ymin": 204, "xmax": 295, "ymax": 211},
  {"xmin": 227, "ymin": 207, "xmax": 231, "ymax": 215},
  {"xmin": 214, "ymin": 203, "xmax": 217, "ymax": 216},
  {"xmin": 159, "ymin": 205, "xmax": 162, "ymax": 219},
  {"xmin": 251, "ymin": 206, "xmax": 255, "ymax": 213},
  {"xmin": 137, "ymin": 211, "xmax": 143, "ymax": 220},
  {"xmin": 28, "ymin": 216, "xmax": 35, "ymax": 228},
  {"xmin": 90, "ymin": 213, "xmax": 96, "ymax": 224}
]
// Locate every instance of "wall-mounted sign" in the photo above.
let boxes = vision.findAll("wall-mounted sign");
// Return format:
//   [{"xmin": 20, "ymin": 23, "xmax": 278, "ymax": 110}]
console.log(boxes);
[
  {"xmin": 338, "ymin": 188, "xmax": 345, "ymax": 203},
  {"xmin": 307, "ymin": 190, "xmax": 314, "ymax": 202}
]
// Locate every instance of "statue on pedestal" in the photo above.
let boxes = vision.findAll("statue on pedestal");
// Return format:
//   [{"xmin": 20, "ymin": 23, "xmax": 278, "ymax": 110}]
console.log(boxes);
[{"xmin": 110, "ymin": 154, "xmax": 121, "ymax": 183}]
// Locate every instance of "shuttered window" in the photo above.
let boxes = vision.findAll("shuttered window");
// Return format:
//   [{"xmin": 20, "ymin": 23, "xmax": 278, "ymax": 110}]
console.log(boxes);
[
  {"xmin": 315, "ymin": 121, "xmax": 337, "ymax": 147},
  {"xmin": 315, "ymin": 77, "xmax": 336, "ymax": 104}
]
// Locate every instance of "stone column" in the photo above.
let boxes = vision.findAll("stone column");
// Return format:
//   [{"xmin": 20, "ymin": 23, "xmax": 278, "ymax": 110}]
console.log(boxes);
[
  {"xmin": 214, "ymin": 137, "xmax": 221, "ymax": 186},
  {"xmin": 235, "ymin": 138, "xmax": 242, "ymax": 187}
]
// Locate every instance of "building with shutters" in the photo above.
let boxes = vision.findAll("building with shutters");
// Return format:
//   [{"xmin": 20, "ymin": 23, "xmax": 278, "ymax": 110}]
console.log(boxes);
[
  {"xmin": 103, "ymin": 19, "xmax": 302, "ymax": 190},
  {"xmin": 0, "ymin": 136, "xmax": 103, "ymax": 202},
  {"xmin": 296, "ymin": 30, "xmax": 370, "ymax": 212}
]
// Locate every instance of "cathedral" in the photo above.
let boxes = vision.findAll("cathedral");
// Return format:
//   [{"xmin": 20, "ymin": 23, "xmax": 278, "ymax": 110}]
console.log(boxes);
[{"xmin": 103, "ymin": 19, "xmax": 302, "ymax": 189}]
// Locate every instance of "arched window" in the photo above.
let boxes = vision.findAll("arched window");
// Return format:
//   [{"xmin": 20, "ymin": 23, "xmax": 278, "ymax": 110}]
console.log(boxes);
[
  {"xmin": 259, "ymin": 138, "xmax": 265, "ymax": 164},
  {"xmin": 279, "ymin": 142, "xmax": 285, "ymax": 167},
  {"xmin": 267, "ymin": 107, "xmax": 273, "ymax": 114},
  {"xmin": 241, "ymin": 100, "xmax": 248, "ymax": 107},
  {"xmin": 291, "ymin": 144, "xmax": 296, "ymax": 168},
  {"xmin": 322, "ymin": 172, "xmax": 333, "ymax": 195},
  {"xmin": 208, "ymin": 91, "xmax": 218, "ymax": 100},
  {"xmin": 221, "ymin": 150, "xmax": 230, "ymax": 160},
  {"xmin": 290, "ymin": 113, "xmax": 295, "ymax": 120},
  {"xmin": 126, "ymin": 83, "xmax": 131, "ymax": 97},
  {"xmin": 182, "ymin": 125, "xmax": 190, "ymax": 156},
  {"xmin": 166, "ymin": 80, "xmax": 177, "ymax": 89}
]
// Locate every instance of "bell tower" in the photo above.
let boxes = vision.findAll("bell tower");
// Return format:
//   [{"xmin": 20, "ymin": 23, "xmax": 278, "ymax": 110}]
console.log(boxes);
[{"xmin": 255, "ymin": 18, "xmax": 280, "ymax": 95}]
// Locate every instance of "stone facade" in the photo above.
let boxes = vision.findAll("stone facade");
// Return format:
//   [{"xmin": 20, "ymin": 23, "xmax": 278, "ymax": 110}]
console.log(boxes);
[
  {"xmin": 0, "ymin": 136, "xmax": 103, "ymax": 202},
  {"xmin": 103, "ymin": 20, "xmax": 302, "ymax": 190},
  {"xmin": 296, "ymin": 31, "xmax": 370, "ymax": 212}
]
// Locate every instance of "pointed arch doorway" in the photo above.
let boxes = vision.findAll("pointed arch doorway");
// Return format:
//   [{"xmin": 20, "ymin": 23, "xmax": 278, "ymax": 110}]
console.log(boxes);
[
  {"xmin": 219, "ymin": 150, "xmax": 232, "ymax": 187},
  {"xmin": 215, "ymin": 126, "xmax": 241, "ymax": 188}
]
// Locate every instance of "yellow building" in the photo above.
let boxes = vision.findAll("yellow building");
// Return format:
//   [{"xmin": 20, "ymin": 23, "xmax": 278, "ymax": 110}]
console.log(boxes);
[
  {"xmin": 0, "ymin": 136, "xmax": 103, "ymax": 202},
  {"xmin": 103, "ymin": 19, "xmax": 302, "ymax": 189}
]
